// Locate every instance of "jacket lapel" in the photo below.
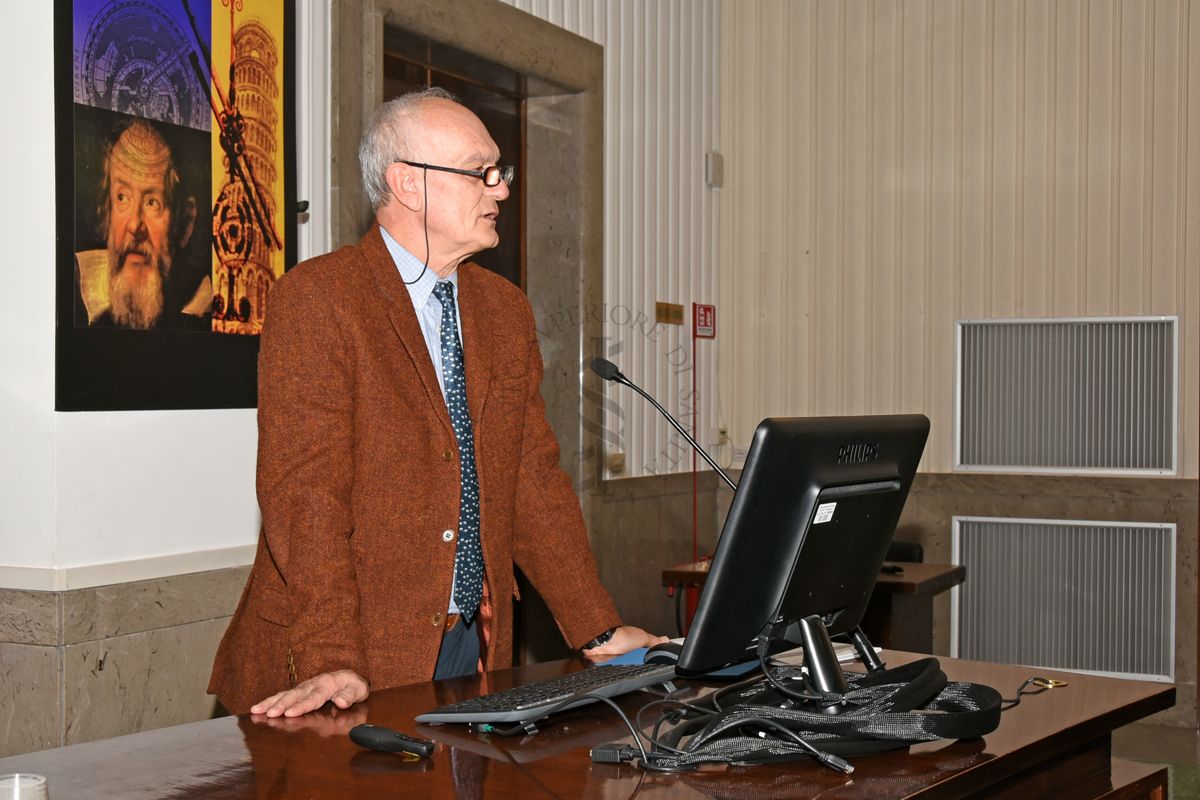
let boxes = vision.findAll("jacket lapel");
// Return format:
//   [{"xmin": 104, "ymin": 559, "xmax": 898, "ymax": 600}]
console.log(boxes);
[
  {"xmin": 455, "ymin": 263, "xmax": 494, "ymax": 425},
  {"xmin": 360, "ymin": 228, "xmax": 454, "ymax": 438}
]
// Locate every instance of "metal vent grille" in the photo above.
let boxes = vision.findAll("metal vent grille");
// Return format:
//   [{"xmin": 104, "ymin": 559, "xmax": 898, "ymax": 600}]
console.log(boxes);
[
  {"xmin": 952, "ymin": 517, "xmax": 1175, "ymax": 681},
  {"xmin": 956, "ymin": 317, "xmax": 1177, "ymax": 474}
]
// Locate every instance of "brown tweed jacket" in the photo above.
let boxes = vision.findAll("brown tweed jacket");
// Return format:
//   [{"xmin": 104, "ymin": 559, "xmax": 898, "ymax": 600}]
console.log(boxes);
[{"xmin": 208, "ymin": 227, "xmax": 620, "ymax": 713}]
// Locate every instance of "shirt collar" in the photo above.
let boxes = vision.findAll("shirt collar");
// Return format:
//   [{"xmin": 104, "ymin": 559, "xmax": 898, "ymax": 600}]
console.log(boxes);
[{"xmin": 379, "ymin": 226, "xmax": 458, "ymax": 309}]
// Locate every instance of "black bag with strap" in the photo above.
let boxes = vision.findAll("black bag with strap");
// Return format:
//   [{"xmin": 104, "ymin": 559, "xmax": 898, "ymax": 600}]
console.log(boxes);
[{"xmin": 652, "ymin": 658, "xmax": 1002, "ymax": 768}]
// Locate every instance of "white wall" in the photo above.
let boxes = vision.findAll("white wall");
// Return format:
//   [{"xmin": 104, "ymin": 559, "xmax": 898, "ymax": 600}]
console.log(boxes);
[
  {"xmin": 53, "ymin": 411, "xmax": 258, "ymax": 571},
  {"xmin": 0, "ymin": 4, "xmax": 332, "ymax": 591},
  {"xmin": 0, "ymin": 3, "xmax": 56, "ymax": 574}
]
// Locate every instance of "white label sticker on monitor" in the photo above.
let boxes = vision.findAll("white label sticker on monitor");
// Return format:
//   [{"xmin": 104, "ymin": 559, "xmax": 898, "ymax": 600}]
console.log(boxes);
[{"xmin": 814, "ymin": 502, "xmax": 837, "ymax": 524}]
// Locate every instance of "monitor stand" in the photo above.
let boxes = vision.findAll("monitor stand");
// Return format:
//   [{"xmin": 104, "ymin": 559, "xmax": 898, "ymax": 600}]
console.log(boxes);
[
  {"xmin": 771, "ymin": 616, "xmax": 887, "ymax": 715},
  {"xmin": 797, "ymin": 616, "xmax": 887, "ymax": 693},
  {"xmin": 797, "ymin": 616, "xmax": 852, "ymax": 694},
  {"xmin": 701, "ymin": 619, "xmax": 888, "ymax": 717}
]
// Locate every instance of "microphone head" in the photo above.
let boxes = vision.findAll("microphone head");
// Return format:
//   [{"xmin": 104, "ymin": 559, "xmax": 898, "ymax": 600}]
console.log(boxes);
[{"xmin": 590, "ymin": 357, "xmax": 622, "ymax": 381}]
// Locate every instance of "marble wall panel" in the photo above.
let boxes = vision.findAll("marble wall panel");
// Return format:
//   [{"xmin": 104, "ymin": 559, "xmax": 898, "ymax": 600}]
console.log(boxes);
[
  {"xmin": 0, "ymin": 589, "xmax": 60, "ymax": 646},
  {"xmin": 516, "ymin": 471, "xmax": 721, "ymax": 662},
  {"xmin": 62, "ymin": 617, "xmax": 228, "ymax": 746},
  {"xmin": 526, "ymin": 92, "xmax": 594, "ymax": 495},
  {"xmin": 591, "ymin": 472, "xmax": 721, "ymax": 638},
  {"xmin": 330, "ymin": 0, "xmax": 375, "ymax": 247},
  {"xmin": 61, "ymin": 567, "xmax": 249, "ymax": 644},
  {"xmin": 0, "ymin": 567, "xmax": 247, "ymax": 756},
  {"xmin": 377, "ymin": 0, "xmax": 603, "ymax": 92},
  {"xmin": 0, "ymin": 643, "xmax": 60, "ymax": 757}
]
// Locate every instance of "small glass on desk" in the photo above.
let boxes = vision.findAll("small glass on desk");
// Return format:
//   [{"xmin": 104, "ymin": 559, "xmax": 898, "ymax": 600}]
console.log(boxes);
[{"xmin": 0, "ymin": 773, "xmax": 47, "ymax": 799}]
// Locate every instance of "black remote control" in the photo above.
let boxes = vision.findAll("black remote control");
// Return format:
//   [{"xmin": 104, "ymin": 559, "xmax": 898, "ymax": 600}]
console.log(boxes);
[{"xmin": 349, "ymin": 724, "xmax": 435, "ymax": 757}]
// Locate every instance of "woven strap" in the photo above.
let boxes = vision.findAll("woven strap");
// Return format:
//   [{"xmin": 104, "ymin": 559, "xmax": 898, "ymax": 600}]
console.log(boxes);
[{"xmin": 656, "ymin": 658, "xmax": 1002, "ymax": 767}]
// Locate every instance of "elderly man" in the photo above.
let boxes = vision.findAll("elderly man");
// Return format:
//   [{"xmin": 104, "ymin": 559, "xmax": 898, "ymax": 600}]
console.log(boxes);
[
  {"xmin": 209, "ymin": 88, "xmax": 664, "ymax": 716},
  {"xmin": 75, "ymin": 119, "xmax": 210, "ymax": 330}
]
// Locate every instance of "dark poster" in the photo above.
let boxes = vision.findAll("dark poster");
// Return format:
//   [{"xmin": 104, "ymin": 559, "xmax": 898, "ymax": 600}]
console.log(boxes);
[{"xmin": 56, "ymin": 0, "xmax": 296, "ymax": 410}]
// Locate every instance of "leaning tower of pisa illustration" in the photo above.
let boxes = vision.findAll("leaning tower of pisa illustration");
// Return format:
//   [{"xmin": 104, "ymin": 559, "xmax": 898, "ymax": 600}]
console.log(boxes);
[{"xmin": 212, "ymin": 18, "xmax": 281, "ymax": 336}]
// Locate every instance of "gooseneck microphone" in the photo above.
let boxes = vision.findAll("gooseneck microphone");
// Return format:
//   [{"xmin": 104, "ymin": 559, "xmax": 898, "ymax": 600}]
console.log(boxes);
[{"xmin": 590, "ymin": 357, "xmax": 738, "ymax": 492}]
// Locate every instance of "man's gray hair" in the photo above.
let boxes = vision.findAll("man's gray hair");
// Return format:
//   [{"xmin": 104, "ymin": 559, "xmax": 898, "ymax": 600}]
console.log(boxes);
[{"xmin": 359, "ymin": 86, "xmax": 459, "ymax": 210}]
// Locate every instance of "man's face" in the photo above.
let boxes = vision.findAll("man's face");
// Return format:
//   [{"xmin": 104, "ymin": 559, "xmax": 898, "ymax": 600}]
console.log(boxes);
[
  {"xmin": 105, "ymin": 124, "xmax": 174, "ymax": 328},
  {"xmin": 413, "ymin": 101, "xmax": 511, "ymax": 272}
]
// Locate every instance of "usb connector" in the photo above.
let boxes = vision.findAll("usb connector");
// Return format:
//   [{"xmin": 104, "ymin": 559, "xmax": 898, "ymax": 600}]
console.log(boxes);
[{"xmin": 590, "ymin": 744, "xmax": 639, "ymax": 764}]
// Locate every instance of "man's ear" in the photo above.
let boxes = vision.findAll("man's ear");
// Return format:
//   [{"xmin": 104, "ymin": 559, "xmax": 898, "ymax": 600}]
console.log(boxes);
[
  {"xmin": 385, "ymin": 163, "xmax": 422, "ymax": 212},
  {"xmin": 178, "ymin": 196, "xmax": 197, "ymax": 249}
]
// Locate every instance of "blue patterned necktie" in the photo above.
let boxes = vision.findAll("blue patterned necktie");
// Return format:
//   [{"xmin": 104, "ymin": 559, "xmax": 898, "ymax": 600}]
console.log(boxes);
[{"xmin": 433, "ymin": 281, "xmax": 484, "ymax": 622}]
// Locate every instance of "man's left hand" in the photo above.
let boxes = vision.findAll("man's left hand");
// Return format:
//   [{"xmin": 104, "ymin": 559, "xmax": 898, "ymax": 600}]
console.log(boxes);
[
  {"xmin": 251, "ymin": 703, "xmax": 369, "ymax": 736},
  {"xmin": 582, "ymin": 625, "xmax": 670, "ymax": 657}
]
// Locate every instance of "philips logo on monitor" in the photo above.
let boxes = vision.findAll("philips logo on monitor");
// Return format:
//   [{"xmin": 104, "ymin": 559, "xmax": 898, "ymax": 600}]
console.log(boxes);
[{"xmin": 836, "ymin": 442, "xmax": 880, "ymax": 464}]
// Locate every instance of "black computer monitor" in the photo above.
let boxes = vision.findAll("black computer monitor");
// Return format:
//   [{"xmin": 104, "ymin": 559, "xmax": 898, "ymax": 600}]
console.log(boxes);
[{"xmin": 675, "ymin": 415, "xmax": 930, "ymax": 678}]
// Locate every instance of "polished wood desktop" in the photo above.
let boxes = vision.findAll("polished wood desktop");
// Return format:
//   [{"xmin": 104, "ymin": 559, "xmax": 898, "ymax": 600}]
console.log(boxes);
[
  {"xmin": 0, "ymin": 652, "xmax": 1171, "ymax": 799},
  {"xmin": 663, "ymin": 560, "xmax": 967, "ymax": 652}
]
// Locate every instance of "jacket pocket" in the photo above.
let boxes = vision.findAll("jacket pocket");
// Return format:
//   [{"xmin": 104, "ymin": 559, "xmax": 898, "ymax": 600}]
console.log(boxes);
[{"xmin": 255, "ymin": 586, "xmax": 290, "ymax": 627}]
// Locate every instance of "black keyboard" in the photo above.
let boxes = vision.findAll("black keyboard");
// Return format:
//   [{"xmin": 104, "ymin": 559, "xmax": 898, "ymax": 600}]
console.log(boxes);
[{"xmin": 415, "ymin": 663, "xmax": 677, "ymax": 724}]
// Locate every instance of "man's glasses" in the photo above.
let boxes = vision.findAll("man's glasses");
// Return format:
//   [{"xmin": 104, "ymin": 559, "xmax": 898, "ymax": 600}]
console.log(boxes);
[{"xmin": 398, "ymin": 160, "xmax": 515, "ymax": 187}]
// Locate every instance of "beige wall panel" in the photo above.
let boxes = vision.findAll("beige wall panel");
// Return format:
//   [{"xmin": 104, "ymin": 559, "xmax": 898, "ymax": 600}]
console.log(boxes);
[
  {"xmin": 900, "ymin": 1, "xmax": 931, "ymax": 414},
  {"xmin": 719, "ymin": 3, "xmax": 746, "ymax": 426},
  {"xmin": 1186, "ymin": 3, "xmax": 1200, "ymax": 482},
  {"xmin": 815, "ymin": 0, "xmax": 844, "ymax": 415},
  {"xmin": 1149, "ymin": 2, "xmax": 1185, "ymax": 317},
  {"xmin": 1084, "ymin": 0, "xmax": 1117, "ymax": 312},
  {"xmin": 990, "ymin": 0, "xmax": 1020, "ymax": 318},
  {"xmin": 1116, "ymin": 2, "xmax": 1149, "ymax": 314},
  {"xmin": 870, "ymin": 2, "xmax": 902, "ymax": 414},
  {"xmin": 502, "ymin": 0, "xmax": 721, "ymax": 479},
  {"xmin": 792, "ymin": 0, "xmax": 814, "ymax": 416},
  {"xmin": 843, "ymin": 0, "xmax": 871, "ymax": 416},
  {"xmin": 1021, "ymin": 1, "xmax": 1051, "ymax": 317},
  {"xmin": 721, "ymin": 0, "xmax": 1199, "ymax": 477},
  {"xmin": 762, "ymin": 0, "xmax": 794, "ymax": 417},
  {"xmin": 1052, "ymin": 0, "xmax": 1084, "ymax": 313},
  {"xmin": 928, "ymin": 0, "xmax": 960, "ymax": 466},
  {"xmin": 958, "ymin": 1, "xmax": 989, "ymax": 319}
]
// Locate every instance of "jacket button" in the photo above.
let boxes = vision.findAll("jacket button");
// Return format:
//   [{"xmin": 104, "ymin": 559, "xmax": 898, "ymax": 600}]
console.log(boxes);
[
  {"xmin": 442, "ymin": 529, "xmax": 455, "ymax": 542},
  {"xmin": 431, "ymin": 612, "xmax": 444, "ymax": 627},
  {"xmin": 443, "ymin": 448, "xmax": 453, "ymax": 461}
]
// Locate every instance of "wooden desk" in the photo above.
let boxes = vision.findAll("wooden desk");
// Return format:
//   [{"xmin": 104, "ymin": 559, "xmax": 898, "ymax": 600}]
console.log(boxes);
[
  {"xmin": 663, "ymin": 560, "xmax": 967, "ymax": 653},
  {"xmin": 0, "ymin": 653, "xmax": 1171, "ymax": 799}
]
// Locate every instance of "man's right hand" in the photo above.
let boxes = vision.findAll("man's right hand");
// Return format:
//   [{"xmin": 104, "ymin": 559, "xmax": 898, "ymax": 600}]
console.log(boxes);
[{"xmin": 249, "ymin": 669, "xmax": 369, "ymax": 718}]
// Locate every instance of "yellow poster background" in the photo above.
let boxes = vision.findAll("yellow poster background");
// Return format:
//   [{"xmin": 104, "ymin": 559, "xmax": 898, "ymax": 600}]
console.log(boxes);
[{"xmin": 209, "ymin": 0, "xmax": 286, "ymax": 336}]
